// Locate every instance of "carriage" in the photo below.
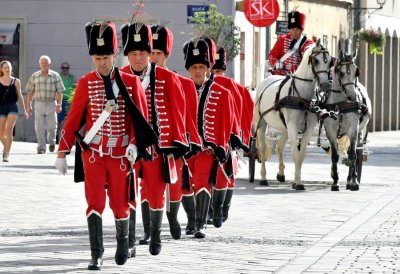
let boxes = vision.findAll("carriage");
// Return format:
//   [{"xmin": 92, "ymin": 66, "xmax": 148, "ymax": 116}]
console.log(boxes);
[{"xmin": 248, "ymin": 42, "xmax": 372, "ymax": 191}]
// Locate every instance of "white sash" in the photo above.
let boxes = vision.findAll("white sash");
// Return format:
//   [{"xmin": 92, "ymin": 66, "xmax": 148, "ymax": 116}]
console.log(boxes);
[
  {"xmin": 83, "ymin": 80, "xmax": 120, "ymax": 145},
  {"xmin": 279, "ymin": 35, "xmax": 304, "ymax": 63},
  {"xmin": 141, "ymin": 63, "xmax": 152, "ymax": 91}
]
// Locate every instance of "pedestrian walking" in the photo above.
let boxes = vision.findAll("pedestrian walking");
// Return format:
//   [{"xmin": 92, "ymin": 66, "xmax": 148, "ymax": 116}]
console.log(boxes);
[
  {"xmin": 26, "ymin": 55, "xmax": 65, "ymax": 154},
  {"xmin": 0, "ymin": 60, "xmax": 29, "ymax": 162},
  {"xmin": 55, "ymin": 21, "xmax": 156, "ymax": 270},
  {"xmin": 57, "ymin": 62, "xmax": 75, "ymax": 143}
]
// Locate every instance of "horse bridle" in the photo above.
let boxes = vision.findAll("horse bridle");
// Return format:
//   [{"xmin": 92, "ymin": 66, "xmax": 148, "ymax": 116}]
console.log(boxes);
[
  {"xmin": 333, "ymin": 59, "xmax": 359, "ymax": 93},
  {"xmin": 292, "ymin": 46, "xmax": 330, "ymax": 83}
]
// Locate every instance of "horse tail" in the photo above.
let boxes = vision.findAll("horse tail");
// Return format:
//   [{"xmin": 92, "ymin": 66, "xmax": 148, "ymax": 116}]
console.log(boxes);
[{"xmin": 337, "ymin": 135, "xmax": 350, "ymax": 156}]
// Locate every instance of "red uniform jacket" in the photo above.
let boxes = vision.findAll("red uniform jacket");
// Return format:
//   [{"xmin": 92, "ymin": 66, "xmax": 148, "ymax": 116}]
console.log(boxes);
[
  {"xmin": 269, "ymin": 33, "xmax": 314, "ymax": 75},
  {"xmin": 235, "ymin": 82, "xmax": 254, "ymax": 152},
  {"xmin": 176, "ymin": 74, "xmax": 202, "ymax": 156},
  {"xmin": 121, "ymin": 64, "xmax": 189, "ymax": 157},
  {"xmin": 198, "ymin": 78, "xmax": 234, "ymax": 162},
  {"xmin": 58, "ymin": 69, "xmax": 148, "ymax": 158},
  {"xmin": 213, "ymin": 75, "xmax": 243, "ymax": 150}
]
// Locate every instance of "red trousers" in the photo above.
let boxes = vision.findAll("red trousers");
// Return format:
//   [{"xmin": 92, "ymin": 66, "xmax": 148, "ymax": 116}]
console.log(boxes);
[
  {"xmin": 190, "ymin": 151, "xmax": 230, "ymax": 194},
  {"xmin": 82, "ymin": 150, "xmax": 130, "ymax": 219},
  {"xmin": 140, "ymin": 155, "xmax": 166, "ymax": 210}
]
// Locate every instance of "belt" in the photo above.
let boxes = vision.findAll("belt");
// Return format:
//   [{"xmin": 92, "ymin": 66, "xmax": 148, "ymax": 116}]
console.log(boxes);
[{"xmin": 90, "ymin": 134, "xmax": 129, "ymax": 148}]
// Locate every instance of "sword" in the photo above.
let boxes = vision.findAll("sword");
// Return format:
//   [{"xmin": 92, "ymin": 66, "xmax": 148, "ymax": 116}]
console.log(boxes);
[
  {"xmin": 166, "ymin": 184, "xmax": 171, "ymax": 212},
  {"xmin": 218, "ymin": 162, "xmax": 231, "ymax": 184}
]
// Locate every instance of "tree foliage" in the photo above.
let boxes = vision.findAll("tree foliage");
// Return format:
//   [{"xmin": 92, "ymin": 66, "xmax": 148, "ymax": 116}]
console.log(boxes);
[{"xmin": 190, "ymin": 4, "xmax": 241, "ymax": 62}]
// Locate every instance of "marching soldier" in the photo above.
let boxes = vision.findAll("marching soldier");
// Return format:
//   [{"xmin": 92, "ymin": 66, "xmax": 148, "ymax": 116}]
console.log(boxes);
[
  {"xmin": 268, "ymin": 10, "xmax": 314, "ymax": 75},
  {"xmin": 120, "ymin": 21, "xmax": 189, "ymax": 255},
  {"xmin": 211, "ymin": 46, "xmax": 255, "ymax": 222},
  {"xmin": 183, "ymin": 37, "xmax": 234, "ymax": 238},
  {"xmin": 55, "ymin": 21, "xmax": 156, "ymax": 270},
  {"xmin": 150, "ymin": 24, "xmax": 202, "ymax": 237},
  {"xmin": 203, "ymin": 37, "xmax": 243, "ymax": 228}
]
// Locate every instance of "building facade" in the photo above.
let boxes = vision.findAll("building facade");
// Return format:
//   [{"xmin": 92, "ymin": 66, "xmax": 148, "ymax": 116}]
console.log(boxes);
[{"xmin": 3, "ymin": 0, "xmax": 393, "ymax": 141}]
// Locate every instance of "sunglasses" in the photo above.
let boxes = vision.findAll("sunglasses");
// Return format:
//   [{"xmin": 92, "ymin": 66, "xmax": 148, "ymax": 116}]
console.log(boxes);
[{"xmin": 62, "ymin": 66, "xmax": 69, "ymax": 69}]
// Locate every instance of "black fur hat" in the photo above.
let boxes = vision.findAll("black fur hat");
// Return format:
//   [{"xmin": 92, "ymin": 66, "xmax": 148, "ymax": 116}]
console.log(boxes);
[
  {"xmin": 212, "ymin": 47, "xmax": 227, "ymax": 71},
  {"xmin": 151, "ymin": 25, "xmax": 174, "ymax": 56},
  {"xmin": 121, "ymin": 23, "xmax": 152, "ymax": 55},
  {"xmin": 288, "ymin": 11, "xmax": 306, "ymax": 30},
  {"xmin": 183, "ymin": 38, "xmax": 210, "ymax": 70},
  {"xmin": 85, "ymin": 21, "xmax": 118, "ymax": 55}
]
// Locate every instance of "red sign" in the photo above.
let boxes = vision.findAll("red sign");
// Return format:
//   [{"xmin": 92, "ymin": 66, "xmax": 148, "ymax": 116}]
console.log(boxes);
[{"xmin": 244, "ymin": 0, "xmax": 280, "ymax": 27}]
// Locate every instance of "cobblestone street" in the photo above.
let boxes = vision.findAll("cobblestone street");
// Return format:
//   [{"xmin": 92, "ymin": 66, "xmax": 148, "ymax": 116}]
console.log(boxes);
[{"xmin": 0, "ymin": 131, "xmax": 399, "ymax": 273}]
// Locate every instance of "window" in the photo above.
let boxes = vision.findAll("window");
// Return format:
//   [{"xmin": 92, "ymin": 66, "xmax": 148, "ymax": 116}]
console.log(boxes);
[{"xmin": 0, "ymin": 23, "xmax": 20, "ymax": 77}]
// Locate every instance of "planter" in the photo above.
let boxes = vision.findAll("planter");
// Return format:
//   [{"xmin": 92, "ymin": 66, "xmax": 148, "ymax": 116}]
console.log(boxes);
[{"xmin": 359, "ymin": 27, "xmax": 385, "ymax": 55}]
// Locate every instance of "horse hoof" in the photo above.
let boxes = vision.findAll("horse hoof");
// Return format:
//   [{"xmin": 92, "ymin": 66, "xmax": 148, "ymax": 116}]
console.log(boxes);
[
  {"xmin": 295, "ymin": 184, "xmax": 305, "ymax": 191},
  {"xmin": 331, "ymin": 185, "xmax": 339, "ymax": 191},
  {"xmin": 291, "ymin": 183, "xmax": 296, "ymax": 189},
  {"xmin": 350, "ymin": 184, "xmax": 359, "ymax": 191},
  {"xmin": 346, "ymin": 184, "xmax": 351, "ymax": 190},
  {"xmin": 276, "ymin": 174, "xmax": 285, "ymax": 182},
  {"xmin": 259, "ymin": 180, "xmax": 269, "ymax": 186}
]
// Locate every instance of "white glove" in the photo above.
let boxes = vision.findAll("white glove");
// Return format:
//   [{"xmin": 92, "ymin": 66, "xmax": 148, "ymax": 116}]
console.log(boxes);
[
  {"xmin": 275, "ymin": 61, "xmax": 284, "ymax": 70},
  {"xmin": 55, "ymin": 157, "xmax": 68, "ymax": 175},
  {"xmin": 125, "ymin": 144, "xmax": 138, "ymax": 163}
]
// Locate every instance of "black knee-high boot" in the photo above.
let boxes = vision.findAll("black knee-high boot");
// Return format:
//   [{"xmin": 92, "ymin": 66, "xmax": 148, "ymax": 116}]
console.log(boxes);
[
  {"xmin": 212, "ymin": 188, "xmax": 227, "ymax": 228},
  {"xmin": 115, "ymin": 219, "xmax": 129, "ymax": 265},
  {"xmin": 194, "ymin": 191, "xmax": 211, "ymax": 239},
  {"xmin": 166, "ymin": 202, "xmax": 181, "ymax": 240},
  {"xmin": 87, "ymin": 214, "xmax": 104, "ymax": 270},
  {"xmin": 139, "ymin": 201, "xmax": 151, "ymax": 245},
  {"xmin": 222, "ymin": 188, "xmax": 234, "ymax": 222},
  {"xmin": 128, "ymin": 208, "xmax": 136, "ymax": 258},
  {"xmin": 181, "ymin": 195, "xmax": 196, "ymax": 235},
  {"xmin": 149, "ymin": 210, "xmax": 163, "ymax": 255}
]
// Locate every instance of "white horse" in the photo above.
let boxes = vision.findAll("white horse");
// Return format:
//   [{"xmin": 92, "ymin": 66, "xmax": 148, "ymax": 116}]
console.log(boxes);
[
  {"xmin": 253, "ymin": 40, "xmax": 332, "ymax": 190},
  {"xmin": 322, "ymin": 53, "xmax": 371, "ymax": 191}
]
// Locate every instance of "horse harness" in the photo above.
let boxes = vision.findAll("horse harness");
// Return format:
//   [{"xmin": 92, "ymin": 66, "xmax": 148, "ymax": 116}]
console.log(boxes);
[
  {"xmin": 255, "ymin": 47, "xmax": 330, "ymax": 136},
  {"xmin": 318, "ymin": 59, "xmax": 368, "ymax": 140}
]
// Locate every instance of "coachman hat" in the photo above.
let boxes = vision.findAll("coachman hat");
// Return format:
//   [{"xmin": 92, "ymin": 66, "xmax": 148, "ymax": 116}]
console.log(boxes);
[{"xmin": 288, "ymin": 11, "xmax": 306, "ymax": 30}]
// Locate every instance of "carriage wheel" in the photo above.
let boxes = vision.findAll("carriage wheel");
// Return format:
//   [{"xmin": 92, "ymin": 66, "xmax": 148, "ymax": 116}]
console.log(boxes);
[{"xmin": 248, "ymin": 139, "xmax": 257, "ymax": 183}]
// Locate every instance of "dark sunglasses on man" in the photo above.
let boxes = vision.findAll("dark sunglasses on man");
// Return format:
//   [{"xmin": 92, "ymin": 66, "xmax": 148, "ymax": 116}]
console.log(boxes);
[{"xmin": 61, "ymin": 66, "xmax": 69, "ymax": 70}]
